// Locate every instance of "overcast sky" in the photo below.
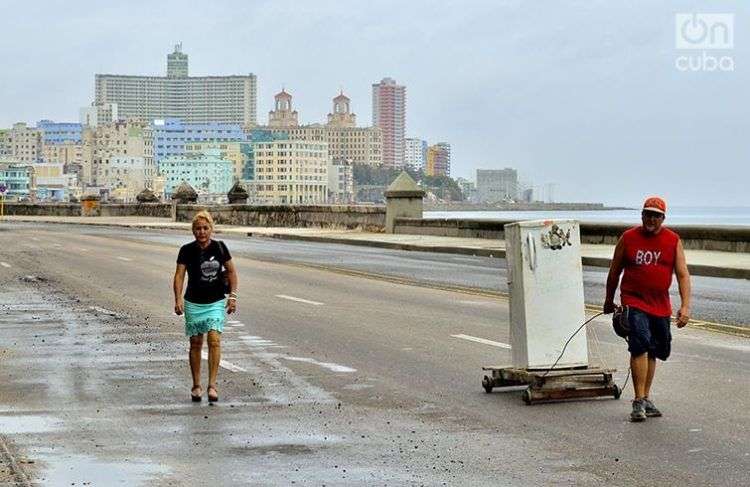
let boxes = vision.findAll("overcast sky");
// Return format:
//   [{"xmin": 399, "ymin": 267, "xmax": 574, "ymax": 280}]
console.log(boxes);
[{"xmin": 1, "ymin": 0, "xmax": 747, "ymax": 207}]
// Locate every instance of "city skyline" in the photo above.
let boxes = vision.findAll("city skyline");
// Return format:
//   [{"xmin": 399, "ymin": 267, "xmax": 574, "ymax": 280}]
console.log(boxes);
[{"xmin": 1, "ymin": 1, "xmax": 748, "ymax": 206}]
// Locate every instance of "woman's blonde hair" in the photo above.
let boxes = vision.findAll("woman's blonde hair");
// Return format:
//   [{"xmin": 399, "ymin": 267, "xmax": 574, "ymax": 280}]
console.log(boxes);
[{"xmin": 192, "ymin": 210, "xmax": 214, "ymax": 231}]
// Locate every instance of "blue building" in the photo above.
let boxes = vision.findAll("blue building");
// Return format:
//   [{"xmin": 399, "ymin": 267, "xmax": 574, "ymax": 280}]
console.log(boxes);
[
  {"xmin": 36, "ymin": 120, "xmax": 82, "ymax": 144},
  {"xmin": 152, "ymin": 118, "xmax": 248, "ymax": 163},
  {"xmin": 159, "ymin": 149, "xmax": 234, "ymax": 196}
]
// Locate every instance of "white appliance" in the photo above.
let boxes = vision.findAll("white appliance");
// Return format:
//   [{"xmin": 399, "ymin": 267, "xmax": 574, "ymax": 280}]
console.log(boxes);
[{"xmin": 505, "ymin": 220, "xmax": 588, "ymax": 370}]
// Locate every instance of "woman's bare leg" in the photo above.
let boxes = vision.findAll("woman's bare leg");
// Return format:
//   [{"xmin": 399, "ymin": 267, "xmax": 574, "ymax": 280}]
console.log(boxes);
[
  {"xmin": 189, "ymin": 334, "xmax": 204, "ymax": 391},
  {"xmin": 207, "ymin": 330, "xmax": 221, "ymax": 394}
]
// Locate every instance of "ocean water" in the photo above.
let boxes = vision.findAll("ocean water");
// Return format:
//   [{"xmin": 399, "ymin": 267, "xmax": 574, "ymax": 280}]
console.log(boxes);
[{"xmin": 424, "ymin": 207, "xmax": 750, "ymax": 227}]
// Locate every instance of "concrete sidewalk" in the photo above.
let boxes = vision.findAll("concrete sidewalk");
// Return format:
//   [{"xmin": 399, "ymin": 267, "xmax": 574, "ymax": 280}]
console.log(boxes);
[{"xmin": 4, "ymin": 215, "xmax": 749, "ymax": 279}]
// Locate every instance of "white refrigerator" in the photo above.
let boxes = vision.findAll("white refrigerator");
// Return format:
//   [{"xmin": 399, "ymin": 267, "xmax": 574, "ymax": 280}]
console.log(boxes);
[{"xmin": 504, "ymin": 220, "xmax": 588, "ymax": 370}]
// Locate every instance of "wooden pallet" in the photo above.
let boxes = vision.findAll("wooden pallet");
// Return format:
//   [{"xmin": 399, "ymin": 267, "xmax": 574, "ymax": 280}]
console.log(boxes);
[{"xmin": 482, "ymin": 365, "xmax": 621, "ymax": 404}]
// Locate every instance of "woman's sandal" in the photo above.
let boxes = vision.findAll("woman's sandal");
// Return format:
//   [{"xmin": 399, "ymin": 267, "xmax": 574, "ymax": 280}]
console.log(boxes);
[
  {"xmin": 207, "ymin": 385, "xmax": 219, "ymax": 403},
  {"xmin": 191, "ymin": 385, "xmax": 202, "ymax": 402}
]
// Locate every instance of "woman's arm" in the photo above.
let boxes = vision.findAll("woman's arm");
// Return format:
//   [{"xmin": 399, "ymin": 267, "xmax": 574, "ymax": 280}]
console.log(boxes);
[
  {"xmin": 224, "ymin": 258, "xmax": 238, "ymax": 314},
  {"xmin": 173, "ymin": 263, "xmax": 187, "ymax": 315}
]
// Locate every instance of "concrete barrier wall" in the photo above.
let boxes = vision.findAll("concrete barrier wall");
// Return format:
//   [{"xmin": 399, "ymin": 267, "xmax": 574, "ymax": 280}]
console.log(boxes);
[
  {"xmin": 394, "ymin": 218, "xmax": 750, "ymax": 253},
  {"xmin": 101, "ymin": 204, "xmax": 172, "ymax": 218},
  {"xmin": 175, "ymin": 204, "xmax": 386, "ymax": 231},
  {"xmin": 2, "ymin": 202, "xmax": 81, "ymax": 216},
  {"xmin": 2, "ymin": 202, "xmax": 172, "ymax": 218}
]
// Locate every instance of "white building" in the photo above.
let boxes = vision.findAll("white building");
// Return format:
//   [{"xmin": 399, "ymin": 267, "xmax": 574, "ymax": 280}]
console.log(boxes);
[
  {"xmin": 252, "ymin": 140, "xmax": 328, "ymax": 204},
  {"xmin": 94, "ymin": 45, "xmax": 257, "ymax": 126},
  {"xmin": 159, "ymin": 149, "xmax": 234, "ymax": 197},
  {"xmin": 477, "ymin": 168, "xmax": 519, "ymax": 203},
  {"xmin": 404, "ymin": 138, "xmax": 426, "ymax": 170},
  {"xmin": 328, "ymin": 158, "xmax": 354, "ymax": 204}
]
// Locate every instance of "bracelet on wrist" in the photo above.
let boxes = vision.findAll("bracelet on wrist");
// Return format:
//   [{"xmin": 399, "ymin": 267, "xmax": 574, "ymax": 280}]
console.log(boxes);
[{"xmin": 227, "ymin": 297, "xmax": 237, "ymax": 301}]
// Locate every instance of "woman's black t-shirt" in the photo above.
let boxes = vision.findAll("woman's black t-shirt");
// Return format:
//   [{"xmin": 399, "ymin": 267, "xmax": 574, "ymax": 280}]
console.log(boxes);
[{"xmin": 177, "ymin": 240, "xmax": 231, "ymax": 304}]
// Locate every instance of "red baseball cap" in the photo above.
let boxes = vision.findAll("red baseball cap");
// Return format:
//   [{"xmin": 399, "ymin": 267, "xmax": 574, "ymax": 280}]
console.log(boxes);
[{"xmin": 643, "ymin": 196, "xmax": 666, "ymax": 215}]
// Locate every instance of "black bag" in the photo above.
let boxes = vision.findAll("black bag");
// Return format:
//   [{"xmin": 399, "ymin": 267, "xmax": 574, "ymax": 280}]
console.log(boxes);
[
  {"xmin": 612, "ymin": 305, "xmax": 630, "ymax": 338},
  {"xmin": 216, "ymin": 240, "xmax": 231, "ymax": 295}
]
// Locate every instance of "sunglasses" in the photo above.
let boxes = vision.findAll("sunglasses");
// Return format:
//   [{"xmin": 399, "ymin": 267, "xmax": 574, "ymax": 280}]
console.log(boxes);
[{"xmin": 642, "ymin": 210, "xmax": 665, "ymax": 219}]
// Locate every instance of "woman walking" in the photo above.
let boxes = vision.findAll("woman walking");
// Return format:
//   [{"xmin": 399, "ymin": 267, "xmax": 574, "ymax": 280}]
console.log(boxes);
[{"xmin": 173, "ymin": 210, "xmax": 238, "ymax": 402}]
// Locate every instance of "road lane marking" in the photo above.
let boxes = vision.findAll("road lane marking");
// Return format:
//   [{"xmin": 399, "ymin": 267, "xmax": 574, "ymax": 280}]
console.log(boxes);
[
  {"xmin": 200, "ymin": 350, "xmax": 246, "ymax": 372},
  {"xmin": 281, "ymin": 356, "xmax": 356, "ymax": 373},
  {"xmin": 451, "ymin": 334, "xmax": 512, "ymax": 349},
  {"xmin": 79, "ymin": 248, "xmax": 89, "ymax": 252},
  {"xmin": 0, "ymin": 262, "xmax": 10, "ymax": 268},
  {"xmin": 117, "ymin": 257, "xmax": 132, "ymax": 262},
  {"xmin": 52, "ymin": 243, "xmax": 62, "ymax": 248},
  {"xmin": 275, "ymin": 294, "xmax": 324, "ymax": 306}
]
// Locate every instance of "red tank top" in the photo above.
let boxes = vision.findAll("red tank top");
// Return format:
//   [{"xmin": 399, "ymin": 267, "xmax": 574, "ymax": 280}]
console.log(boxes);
[{"xmin": 620, "ymin": 226, "xmax": 679, "ymax": 317}]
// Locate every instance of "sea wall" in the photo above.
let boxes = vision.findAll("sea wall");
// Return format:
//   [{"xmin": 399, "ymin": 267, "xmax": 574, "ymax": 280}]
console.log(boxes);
[
  {"xmin": 1, "ymin": 202, "xmax": 172, "ymax": 218},
  {"xmin": 393, "ymin": 218, "xmax": 750, "ymax": 253},
  {"xmin": 174, "ymin": 204, "xmax": 386, "ymax": 231}
]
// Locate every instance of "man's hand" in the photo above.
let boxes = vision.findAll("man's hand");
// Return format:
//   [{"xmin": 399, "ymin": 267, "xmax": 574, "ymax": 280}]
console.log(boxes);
[
  {"xmin": 603, "ymin": 300, "xmax": 616, "ymax": 314},
  {"xmin": 676, "ymin": 306, "xmax": 690, "ymax": 328},
  {"xmin": 174, "ymin": 299, "xmax": 184, "ymax": 316},
  {"xmin": 226, "ymin": 299, "xmax": 237, "ymax": 314}
]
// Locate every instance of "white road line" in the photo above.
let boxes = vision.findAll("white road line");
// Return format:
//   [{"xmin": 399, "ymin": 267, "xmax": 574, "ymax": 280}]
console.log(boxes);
[
  {"xmin": 52, "ymin": 243, "xmax": 62, "ymax": 248},
  {"xmin": 79, "ymin": 248, "xmax": 89, "ymax": 252},
  {"xmin": 0, "ymin": 262, "xmax": 10, "ymax": 268},
  {"xmin": 200, "ymin": 350, "xmax": 246, "ymax": 372},
  {"xmin": 227, "ymin": 320, "xmax": 241, "ymax": 324},
  {"xmin": 116, "ymin": 257, "xmax": 132, "ymax": 262},
  {"xmin": 451, "ymin": 334, "xmax": 512, "ymax": 349},
  {"xmin": 275, "ymin": 294, "xmax": 324, "ymax": 306},
  {"xmin": 281, "ymin": 356, "xmax": 357, "ymax": 373},
  {"xmin": 31, "ymin": 237, "xmax": 39, "ymax": 241}
]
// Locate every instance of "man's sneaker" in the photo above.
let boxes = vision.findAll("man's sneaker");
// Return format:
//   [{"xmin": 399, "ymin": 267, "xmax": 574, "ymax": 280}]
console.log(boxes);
[
  {"xmin": 630, "ymin": 399, "xmax": 647, "ymax": 422},
  {"xmin": 643, "ymin": 398, "xmax": 662, "ymax": 417}
]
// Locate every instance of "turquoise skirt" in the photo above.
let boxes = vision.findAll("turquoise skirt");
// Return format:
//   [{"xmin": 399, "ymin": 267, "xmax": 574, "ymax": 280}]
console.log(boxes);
[{"xmin": 184, "ymin": 299, "xmax": 225, "ymax": 337}]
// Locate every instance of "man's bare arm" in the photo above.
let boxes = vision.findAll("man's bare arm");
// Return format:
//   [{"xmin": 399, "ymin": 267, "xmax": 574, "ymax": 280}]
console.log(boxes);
[
  {"xmin": 604, "ymin": 237, "xmax": 626, "ymax": 314},
  {"xmin": 674, "ymin": 240, "xmax": 691, "ymax": 328}
]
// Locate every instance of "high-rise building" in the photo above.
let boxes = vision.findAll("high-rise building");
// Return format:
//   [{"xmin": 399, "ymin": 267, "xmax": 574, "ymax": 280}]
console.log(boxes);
[
  {"xmin": 10, "ymin": 123, "xmax": 42, "ymax": 164},
  {"xmin": 372, "ymin": 77, "xmax": 406, "ymax": 168},
  {"xmin": 94, "ymin": 45, "xmax": 257, "ymax": 125},
  {"xmin": 404, "ymin": 138, "xmax": 427, "ymax": 170},
  {"xmin": 476, "ymin": 168, "xmax": 519, "ymax": 203},
  {"xmin": 425, "ymin": 142, "xmax": 451, "ymax": 177}
]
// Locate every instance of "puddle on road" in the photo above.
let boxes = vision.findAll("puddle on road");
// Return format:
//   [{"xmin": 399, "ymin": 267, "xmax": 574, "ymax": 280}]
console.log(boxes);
[
  {"xmin": 0, "ymin": 414, "xmax": 62, "ymax": 434},
  {"xmin": 33, "ymin": 448, "xmax": 169, "ymax": 486}
]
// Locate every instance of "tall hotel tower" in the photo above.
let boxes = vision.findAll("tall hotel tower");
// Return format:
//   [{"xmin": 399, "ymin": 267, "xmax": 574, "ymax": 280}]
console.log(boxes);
[
  {"xmin": 94, "ymin": 44, "xmax": 257, "ymax": 126},
  {"xmin": 371, "ymin": 77, "xmax": 406, "ymax": 168}
]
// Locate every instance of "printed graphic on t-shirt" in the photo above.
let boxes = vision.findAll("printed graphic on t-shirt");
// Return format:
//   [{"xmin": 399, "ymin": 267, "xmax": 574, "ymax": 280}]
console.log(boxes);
[
  {"xmin": 635, "ymin": 250, "xmax": 661, "ymax": 265},
  {"xmin": 200, "ymin": 256, "xmax": 221, "ymax": 282}
]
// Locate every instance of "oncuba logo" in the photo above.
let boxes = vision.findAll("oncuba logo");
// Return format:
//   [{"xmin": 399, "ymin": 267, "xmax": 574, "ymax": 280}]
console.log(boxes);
[{"xmin": 674, "ymin": 13, "xmax": 734, "ymax": 72}]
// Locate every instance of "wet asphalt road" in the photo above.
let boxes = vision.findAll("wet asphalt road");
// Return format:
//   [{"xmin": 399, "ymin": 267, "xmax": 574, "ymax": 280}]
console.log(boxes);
[
  {"xmin": 16, "ymin": 223, "xmax": 750, "ymax": 326},
  {"xmin": 0, "ymin": 223, "xmax": 748, "ymax": 486}
]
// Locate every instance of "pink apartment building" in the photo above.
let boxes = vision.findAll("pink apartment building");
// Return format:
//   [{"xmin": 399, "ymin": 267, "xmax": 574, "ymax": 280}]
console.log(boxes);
[{"xmin": 371, "ymin": 77, "xmax": 406, "ymax": 168}]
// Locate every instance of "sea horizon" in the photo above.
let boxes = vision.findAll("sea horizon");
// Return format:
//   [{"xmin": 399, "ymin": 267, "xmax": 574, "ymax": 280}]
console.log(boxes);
[{"xmin": 424, "ymin": 206, "xmax": 750, "ymax": 227}]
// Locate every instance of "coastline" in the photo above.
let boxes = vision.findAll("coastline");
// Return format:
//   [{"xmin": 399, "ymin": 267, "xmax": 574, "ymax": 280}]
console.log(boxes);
[{"xmin": 425, "ymin": 202, "xmax": 633, "ymax": 212}]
